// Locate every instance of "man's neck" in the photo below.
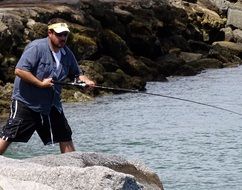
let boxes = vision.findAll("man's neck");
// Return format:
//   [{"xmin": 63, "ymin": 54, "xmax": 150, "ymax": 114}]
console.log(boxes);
[{"xmin": 51, "ymin": 45, "xmax": 60, "ymax": 53}]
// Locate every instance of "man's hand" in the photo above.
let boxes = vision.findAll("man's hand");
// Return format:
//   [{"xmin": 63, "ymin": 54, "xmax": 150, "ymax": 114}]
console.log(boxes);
[
  {"xmin": 78, "ymin": 75, "xmax": 95, "ymax": 87},
  {"xmin": 41, "ymin": 78, "xmax": 53, "ymax": 88}
]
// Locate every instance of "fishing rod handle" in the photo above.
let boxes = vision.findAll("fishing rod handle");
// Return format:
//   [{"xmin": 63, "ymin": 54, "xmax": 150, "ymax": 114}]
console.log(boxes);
[{"xmin": 53, "ymin": 81, "xmax": 87, "ymax": 88}]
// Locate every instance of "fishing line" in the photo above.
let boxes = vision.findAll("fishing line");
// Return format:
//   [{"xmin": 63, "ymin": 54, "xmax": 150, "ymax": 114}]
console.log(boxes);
[{"xmin": 53, "ymin": 81, "xmax": 242, "ymax": 116}]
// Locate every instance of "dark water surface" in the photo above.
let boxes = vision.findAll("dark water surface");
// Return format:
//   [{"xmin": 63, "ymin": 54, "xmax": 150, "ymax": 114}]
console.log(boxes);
[{"xmin": 5, "ymin": 66, "xmax": 242, "ymax": 190}]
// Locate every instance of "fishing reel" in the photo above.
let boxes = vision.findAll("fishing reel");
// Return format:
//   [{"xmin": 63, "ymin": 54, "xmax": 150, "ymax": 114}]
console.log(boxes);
[{"xmin": 73, "ymin": 78, "xmax": 87, "ymax": 88}]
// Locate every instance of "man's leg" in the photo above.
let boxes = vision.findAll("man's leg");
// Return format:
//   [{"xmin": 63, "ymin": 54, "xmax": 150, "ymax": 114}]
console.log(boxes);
[
  {"xmin": 59, "ymin": 140, "xmax": 75, "ymax": 153},
  {"xmin": 0, "ymin": 139, "xmax": 11, "ymax": 155},
  {"xmin": 48, "ymin": 107, "xmax": 75, "ymax": 153}
]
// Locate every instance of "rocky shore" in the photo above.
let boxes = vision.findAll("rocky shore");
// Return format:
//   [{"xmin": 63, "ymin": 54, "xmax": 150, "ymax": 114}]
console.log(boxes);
[
  {"xmin": 0, "ymin": 151, "xmax": 164, "ymax": 190},
  {"xmin": 1, "ymin": 0, "xmax": 242, "ymax": 189},
  {"xmin": 1, "ymin": 0, "xmax": 242, "ymax": 119}
]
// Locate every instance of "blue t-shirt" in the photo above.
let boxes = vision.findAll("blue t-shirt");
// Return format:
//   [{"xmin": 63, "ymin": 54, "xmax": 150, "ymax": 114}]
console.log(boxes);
[{"xmin": 12, "ymin": 37, "xmax": 82, "ymax": 114}]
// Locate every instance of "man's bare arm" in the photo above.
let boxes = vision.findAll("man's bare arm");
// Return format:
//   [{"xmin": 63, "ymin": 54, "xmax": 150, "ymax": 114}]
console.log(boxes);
[{"xmin": 15, "ymin": 68, "xmax": 53, "ymax": 88}]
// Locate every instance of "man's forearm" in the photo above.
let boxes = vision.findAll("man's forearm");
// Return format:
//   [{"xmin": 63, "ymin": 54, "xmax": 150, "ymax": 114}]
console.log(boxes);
[{"xmin": 15, "ymin": 68, "xmax": 53, "ymax": 88}]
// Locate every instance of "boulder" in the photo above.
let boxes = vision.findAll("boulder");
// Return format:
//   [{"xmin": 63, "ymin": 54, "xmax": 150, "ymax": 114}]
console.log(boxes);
[
  {"xmin": 232, "ymin": 28, "xmax": 242, "ymax": 43},
  {"xmin": 178, "ymin": 51, "xmax": 203, "ymax": 63},
  {"xmin": 185, "ymin": 57, "xmax": 223, "ymax": 70},
  {"xmin": 209, "ymin": 41, "xmax": 242, "ymax": 67},
  {"xmin": 0, "ymin": 151, "xmax": 164, "ymax": 190},
  {"xmin": 220, "ymin": 26, "xmax": 234, "ymax": 42},
  {"xmin": 211, "ymin": 41, "xmax": 242, "ymax": 58},
  {"xmin": 227, "ymin": 1, "xmax": 242, "ymax": 29}
]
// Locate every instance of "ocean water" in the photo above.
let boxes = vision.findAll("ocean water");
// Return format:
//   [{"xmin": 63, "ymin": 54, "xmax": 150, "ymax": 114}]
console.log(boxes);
[{"xmin": 5, "ymin": 66, "xmax": 242, "ymax": 190}]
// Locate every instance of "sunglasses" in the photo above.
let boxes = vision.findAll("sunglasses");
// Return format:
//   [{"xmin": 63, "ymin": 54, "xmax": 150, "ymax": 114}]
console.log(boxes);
[{"xmin": 54, "ymin": 32, "xmax": 69, "ymax": 37}]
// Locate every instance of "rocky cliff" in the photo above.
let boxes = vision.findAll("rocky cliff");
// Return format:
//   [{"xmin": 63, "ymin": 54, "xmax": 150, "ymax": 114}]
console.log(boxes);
[{"xmin": 1, "ymin": 0, "xmax": 242, "ymax": 118}]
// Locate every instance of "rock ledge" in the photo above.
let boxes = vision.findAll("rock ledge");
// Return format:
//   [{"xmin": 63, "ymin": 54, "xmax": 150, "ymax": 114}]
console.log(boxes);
[{"xmin": 0, "ymin": 151, "xmax": 163, "ymax": 190}]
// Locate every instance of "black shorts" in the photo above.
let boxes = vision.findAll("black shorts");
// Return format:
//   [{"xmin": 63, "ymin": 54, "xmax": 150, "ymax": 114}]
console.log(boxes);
[{"xmin": 0, "ymin": 100, "xmax": 72, "ymax": 145}]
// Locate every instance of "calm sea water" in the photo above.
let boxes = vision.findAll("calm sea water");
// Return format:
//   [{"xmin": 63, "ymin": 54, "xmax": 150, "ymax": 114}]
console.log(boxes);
[{"xmin": 5, "ymin": 66, "xmax": 242, "ymax": 190}]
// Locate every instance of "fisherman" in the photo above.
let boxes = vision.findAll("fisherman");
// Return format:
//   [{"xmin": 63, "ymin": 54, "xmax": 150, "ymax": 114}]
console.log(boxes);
[{"xmin": 0, "ymin": 18, "xmax": 95, "ymax": 154}]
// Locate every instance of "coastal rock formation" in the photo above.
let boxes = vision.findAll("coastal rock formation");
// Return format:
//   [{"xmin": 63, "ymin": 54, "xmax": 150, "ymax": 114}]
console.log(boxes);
[
  {"xmin": 1, "ymin": 1, "xmax": 242, "ymax": 188},
  {"xmin": 1, "ymin": 0, "xmax": 242, "ymax": 117},
  {"xmin": 0, "ymin": 151, "xmax": 164, "ymax": 190}
]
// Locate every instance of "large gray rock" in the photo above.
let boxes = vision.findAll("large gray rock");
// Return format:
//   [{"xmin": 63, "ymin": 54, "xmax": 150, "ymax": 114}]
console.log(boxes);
[
  {"xmin": 227, "ymin": 1, "xmax": 242, "ymax": 29},
  {"xmin": 0, "ymin": 175, "xmax": 54, "ymax": 190},
  {"xmin": 208, "ymin": 0, "xmax": 231, "ymax": 12},
  {"xmin": 0, "ymin": 152, "xmax": 163, "ymax": 190},
  {"xmin": 232, "ymin": 28, "xmax": 242, "ymax": 43}
]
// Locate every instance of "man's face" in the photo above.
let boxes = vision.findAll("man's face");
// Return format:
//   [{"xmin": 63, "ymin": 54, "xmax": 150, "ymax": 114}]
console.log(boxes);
[{"xmin": 48, "ymin": 30, "xmax": 69, "ymax": 49}]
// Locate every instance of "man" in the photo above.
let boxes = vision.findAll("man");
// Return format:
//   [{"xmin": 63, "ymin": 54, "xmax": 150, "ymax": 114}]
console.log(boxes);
[{"xmin": 0, "ymin": 18, "xmax": 95, "ymax": 154}]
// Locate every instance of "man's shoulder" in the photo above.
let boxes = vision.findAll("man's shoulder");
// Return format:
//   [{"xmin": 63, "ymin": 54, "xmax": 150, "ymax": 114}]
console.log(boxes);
[{"xmin": 25, "ymin": 38, "xmax": 48, "ymax": 50}]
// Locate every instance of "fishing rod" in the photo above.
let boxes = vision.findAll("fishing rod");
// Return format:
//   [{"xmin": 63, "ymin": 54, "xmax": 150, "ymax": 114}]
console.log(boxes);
[{"xmin": 53, "ymin": 81, "xmax": 242, "ymax": 116}]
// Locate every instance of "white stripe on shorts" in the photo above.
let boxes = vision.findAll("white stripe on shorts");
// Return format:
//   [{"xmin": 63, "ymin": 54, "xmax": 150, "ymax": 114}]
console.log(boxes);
[{"xmin": 12, "ymin": 100, "xmax": 18, "ymax": 119}]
